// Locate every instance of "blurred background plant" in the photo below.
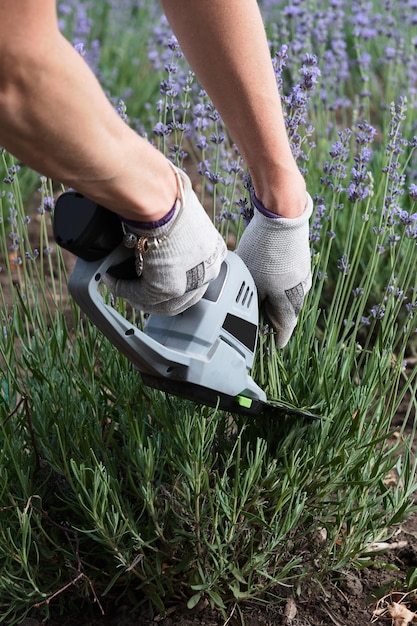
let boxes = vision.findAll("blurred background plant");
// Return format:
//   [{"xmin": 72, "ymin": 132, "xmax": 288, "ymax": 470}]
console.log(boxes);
[{"xmin": 1, "ymin": 0, "xmax": 417, "ymax": 623}]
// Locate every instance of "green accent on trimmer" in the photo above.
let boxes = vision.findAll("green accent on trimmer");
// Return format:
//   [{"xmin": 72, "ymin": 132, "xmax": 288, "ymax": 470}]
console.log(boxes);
[{"xmin": 236, "ymin": 395, "xmax": 252, "ymax": 408}]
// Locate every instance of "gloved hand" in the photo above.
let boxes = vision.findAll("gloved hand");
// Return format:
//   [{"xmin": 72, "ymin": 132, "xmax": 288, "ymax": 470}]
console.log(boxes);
[
  {"xmin": 236, "ymin": 193, "xmax": 313, "ymax": 348},
  {"xmin": 103, "ymin": 166, "xmax": 227, "ymax": 315}
]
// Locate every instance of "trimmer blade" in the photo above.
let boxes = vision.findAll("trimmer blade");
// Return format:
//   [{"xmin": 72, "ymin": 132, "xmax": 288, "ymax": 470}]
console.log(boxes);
[{"xmin": 141, "ymin": 374, "xmax": 321, "ymax": 421}]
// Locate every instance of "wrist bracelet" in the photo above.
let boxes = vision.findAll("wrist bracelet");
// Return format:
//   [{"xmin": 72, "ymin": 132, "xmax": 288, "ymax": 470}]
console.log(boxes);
[{"xmin": 121, "ymin": 162, "xmax": 186, "ymax": 278}]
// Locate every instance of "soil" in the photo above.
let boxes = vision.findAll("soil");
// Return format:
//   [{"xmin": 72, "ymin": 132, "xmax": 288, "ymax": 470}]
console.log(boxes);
[
  {"xmin": 17, "ymin": 439, "xmax": 417, "ymax": 625},
  {"xmin": 4, "ymin": 189, "xmax": 417, "ymax": 626},
  {"xmin": 17, "ymin": 503, "xmax": 417, "ymax": 626}
]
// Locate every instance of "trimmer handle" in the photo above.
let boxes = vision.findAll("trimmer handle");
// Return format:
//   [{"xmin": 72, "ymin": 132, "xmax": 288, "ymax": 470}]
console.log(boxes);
[
  {"xmin": 53, "ymin": 191, "xmax": 190, "ymax": 376},
  {"xmin": 53, "ymin": 190, "xmax": 267, "ymax": 401},
  {"xmin": 67, "ymin": 245, "xmax": 191, "ymax": 378}
]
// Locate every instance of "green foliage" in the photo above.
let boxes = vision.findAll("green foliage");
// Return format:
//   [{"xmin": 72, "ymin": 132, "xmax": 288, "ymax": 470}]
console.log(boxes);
[
  {"xmin": 1, "ymin": 1, "xmax": 417, "ymax": 624},
  {"xmin": 58, "ymin": 1, "xmax": 162, "ymax": 126}
]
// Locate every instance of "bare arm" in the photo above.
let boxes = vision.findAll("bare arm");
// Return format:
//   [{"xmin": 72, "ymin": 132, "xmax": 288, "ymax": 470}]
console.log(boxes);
[
  {"xmin": 0, "ymin": 1, "xmax": 176, "ymax": 221},
  {"xmin": 160, "ymin": 0, "xmax": 306, "ymax": 217}
]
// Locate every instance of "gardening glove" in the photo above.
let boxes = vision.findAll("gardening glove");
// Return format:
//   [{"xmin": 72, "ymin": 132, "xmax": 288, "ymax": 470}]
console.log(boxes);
[
  {"xmin": 103, "ymin": 165, "xmax": 227, "ymax": 316},
  {"xmin": 236, "ymin": 193, "xmax": 313, "ymax": 348}
]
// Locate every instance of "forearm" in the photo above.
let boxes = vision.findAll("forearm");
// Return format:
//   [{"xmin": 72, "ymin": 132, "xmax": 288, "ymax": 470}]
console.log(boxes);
[
  {"xmin": 161, "ymin": 0, "xmax": 306, "ymax": 216},
  {"xmin": 0, "ymin": 4, "xmax": 176, "ymax": 221}
]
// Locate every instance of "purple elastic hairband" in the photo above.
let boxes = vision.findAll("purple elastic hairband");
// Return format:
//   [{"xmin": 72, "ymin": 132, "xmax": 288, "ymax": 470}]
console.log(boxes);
[
  {"xmin": 121, "ymin": 202, "xmax": 176, "ymax": 230},
  {"xmin": 251, "ymin": 190, "xmax": 283, "ymax": 218}
]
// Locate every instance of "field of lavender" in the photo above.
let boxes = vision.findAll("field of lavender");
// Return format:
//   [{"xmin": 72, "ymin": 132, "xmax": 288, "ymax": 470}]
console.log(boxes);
[{"xmin": 1, "ymin": 1, "xmax": 417, "ymax": 625}]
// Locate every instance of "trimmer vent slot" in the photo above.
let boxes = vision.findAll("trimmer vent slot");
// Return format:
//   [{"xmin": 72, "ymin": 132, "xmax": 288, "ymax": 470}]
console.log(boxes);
[
  {"xmin": 241, "ymin": 286, "xmax": 250, "ymax": 306},
  {"xmin": 236, "ymin": 281, "xmax": 255, "ymax": 308},
  {"xmin": 236, "ymin": 281, "xmax": 246, "ymax": 303}
]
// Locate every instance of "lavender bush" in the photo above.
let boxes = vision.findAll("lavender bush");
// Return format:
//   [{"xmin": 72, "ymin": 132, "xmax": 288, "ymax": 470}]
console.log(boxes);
[{"xmin": 1, "ymin": 1, "xmax": 417, "ymax": 623}]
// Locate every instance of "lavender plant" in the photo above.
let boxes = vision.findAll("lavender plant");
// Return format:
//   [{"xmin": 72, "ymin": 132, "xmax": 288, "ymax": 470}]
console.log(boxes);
[
  {"xmin": 57, "ymin": 1, "xmax": 162, "ymax": 126},
  {"xmin": 1, "ymin": 1, "xmax": 417, "ymax": 624}
]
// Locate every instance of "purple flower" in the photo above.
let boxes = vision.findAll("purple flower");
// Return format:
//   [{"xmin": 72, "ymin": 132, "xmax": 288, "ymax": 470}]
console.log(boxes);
[
  {"xmin": 210, "ymin": 132, "xmax": 225, "ymax": 145},
  {"xmin": 196, "ymin": 135, "xmax": 208, "ymax": 150},
  {"xmin": 116, "ymin": 99, "xmax": 128, "ymax": 121},
  {"xmin": 409, "ymin": 184, "xmax": 417, "ymax": 201},
  {"xmin": 237, "ymin": 198, "xmax": 253, "ymax": 227},
  {"xmin": 42, "ymin": 196, "xmax": 55, "ymax": 212},
  {"xmin": 299, "ymin": 54, "xmax": 321, "ymax": 91},
  {"xmin": 347, "ymin": 179, "xmax": 370, "ymax": 202},
  {"xmin": 370, "ymin": 304, "xmax": 386, "ymax": 319},
  {"xmin": 347, "ymin": 143, "xmax": 374, "ymax": 202},
  {"xmin": 74, "ymin": 42, "xmax": 86, "ymax": 57},
  {"xmin": 384, "ymin": 46, "xmax": 397, "ymax": 60},
  {"xmin": 337, "ymin": 254, "xmax": 351, "ymax": 274},
  {"xmin": 153, "ymin": 121, "xmax": 171, "ymax": 136}
]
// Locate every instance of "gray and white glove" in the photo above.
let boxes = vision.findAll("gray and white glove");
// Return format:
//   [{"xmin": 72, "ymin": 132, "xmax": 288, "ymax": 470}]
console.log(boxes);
[
  {"xmin": 103, "ymin": 166, "xmax": 227, "ymax": 316},
  {"xmin": 236, "ymin": 194, "xmax": 313, "ymax": 348}
]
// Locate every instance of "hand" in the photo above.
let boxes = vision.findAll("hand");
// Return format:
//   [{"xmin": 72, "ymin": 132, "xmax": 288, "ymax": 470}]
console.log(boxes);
[
  {"xmin": 236, "ymin": 194, "xmax": 313, "ymax": 348},
  {"xmin": 103, "ymin": 167, "xmax": 227, "ymax": 315}
]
